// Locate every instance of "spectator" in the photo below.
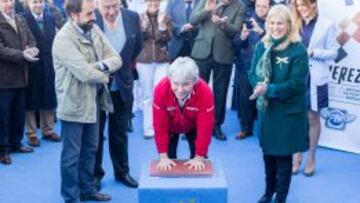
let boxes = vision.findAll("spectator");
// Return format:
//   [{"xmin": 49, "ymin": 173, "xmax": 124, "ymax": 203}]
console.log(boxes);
[
  {"xmin": 45, "ymin": 0, "xmax": 66, "ymax": 28},
  {"xmin": 166, "ymin": 0, "xmax": 200, "ymax": 61},
  {"xmin": 52, "ymin": 0, "xmax": 121, "ymax": 201},
  {"xmin": 248, "ymin": 5, "xmax": 309, "ymax": 203},
  {"xmin": 233, "ymin": 0, "xmax": 270, "ymax": 140},
  {"xmin": 0, "ymin": 0, "xmax": 38, "ymax": 164},
  {"xmin": 137, "ymin": 0, "xmax": 171, "ymax": 139},
  {"xmin": 291, "ymin": 0, "xmax": 339, "ymax": 177},
  {"xmin": 22, "ymin": 0, "xmax": 61, "ymax": 147},
  {"xmin": 190, "ymin": 0, "xmax": 245, "ymax": 141},
  {"xmin": 94, "ymin": 0, "xmax": 142, "ymax": 189},
  {"xmin": 242, "ymin": 0, "xmax": 255, "ymax": 18}
]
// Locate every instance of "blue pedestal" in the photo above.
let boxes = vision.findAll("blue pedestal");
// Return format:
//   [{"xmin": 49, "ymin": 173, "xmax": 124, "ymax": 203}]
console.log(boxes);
[{"xmin": 138, "ymin": 160, "xmax": 227, "ymax": 203}]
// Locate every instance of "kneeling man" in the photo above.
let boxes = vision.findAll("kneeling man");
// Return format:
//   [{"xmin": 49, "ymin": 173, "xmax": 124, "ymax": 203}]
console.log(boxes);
[{"xmin": 153, "ymin": 57, "xmax": 214, "ymax": 171}]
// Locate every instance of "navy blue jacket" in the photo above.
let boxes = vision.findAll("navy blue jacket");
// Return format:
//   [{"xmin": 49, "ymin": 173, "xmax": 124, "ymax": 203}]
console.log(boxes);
[
  {"xmin": 234, "ymin": 14, "xmax": 265, "ymax": 72},
  {"xmin": 166, "ymin": 0, "xmax": 200, "ymax": 60},
  {"xmin": 95, "ymin": 8, "xmax": 142, "ymax": 103},
  {"xmin": 22, "ymin": 10, "xmax": 57, "ymax": 110},
  {"xmin": 242, "ymin": 0, "xmax": 255, "ymax": 19}
]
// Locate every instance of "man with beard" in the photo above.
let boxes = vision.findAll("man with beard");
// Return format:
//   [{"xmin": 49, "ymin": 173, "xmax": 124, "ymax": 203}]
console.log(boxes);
[{"xmin": 52, "ymin": 0, "xmax": 122, "ymax": 202}]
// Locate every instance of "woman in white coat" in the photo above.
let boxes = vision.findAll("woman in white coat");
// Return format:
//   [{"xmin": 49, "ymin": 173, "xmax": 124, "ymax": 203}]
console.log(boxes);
[{"xmin": 291, "ymin": 0, "xmax": 339, "ymax": 176}]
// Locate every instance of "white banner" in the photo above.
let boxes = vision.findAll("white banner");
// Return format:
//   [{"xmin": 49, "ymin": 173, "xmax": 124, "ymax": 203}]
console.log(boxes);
[{"xmin": 318, "ymin": 0, "xmax": 360, "ymax": 153}]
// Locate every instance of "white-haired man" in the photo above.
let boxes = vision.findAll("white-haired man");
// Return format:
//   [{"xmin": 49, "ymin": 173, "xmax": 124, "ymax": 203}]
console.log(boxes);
[{"xmin": 153, "ymin": 57, "xmax": 214, "ymax": 171}]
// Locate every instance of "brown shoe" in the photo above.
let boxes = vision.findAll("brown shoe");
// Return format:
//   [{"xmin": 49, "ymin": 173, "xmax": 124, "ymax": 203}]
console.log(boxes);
[
  {"xmin": 0, "ymin": 154, "xmax": 12, "ymax": 165},
  {"xmin": 28, "ymin": 136, "xmax": 40, "ymax": 147},
  {"xmin": 235, "ymin": 131, "xmax": 252, "ymax": 140},
  {"xmin": 42, "ymin": 132, "xmax": 61, "ymax": 142}
]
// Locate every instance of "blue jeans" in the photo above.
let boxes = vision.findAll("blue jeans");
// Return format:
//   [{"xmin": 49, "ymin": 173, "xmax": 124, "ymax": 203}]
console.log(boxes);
[{"xmin": 60, "ymin": 120, "xmax": 99, "ymax": 203}]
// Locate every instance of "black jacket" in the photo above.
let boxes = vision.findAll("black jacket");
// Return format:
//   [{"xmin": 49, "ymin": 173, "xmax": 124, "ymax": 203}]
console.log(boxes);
[{"xmin": 95, "ymin": 8, "xmax": 142, "ymax": 103}]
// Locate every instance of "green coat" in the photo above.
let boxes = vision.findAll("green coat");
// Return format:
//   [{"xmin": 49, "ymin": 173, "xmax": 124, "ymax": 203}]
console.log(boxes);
[
  {"xmin": 249, "ymin": 41, "xmax": 309, "ymax": 155},
  {"xmin": 190, "ymin": 0, "xmax": 244, "ymax": 64}
]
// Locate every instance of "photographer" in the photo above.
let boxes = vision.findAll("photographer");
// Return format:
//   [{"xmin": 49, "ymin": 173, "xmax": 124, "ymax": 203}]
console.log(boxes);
[{"xmin": 233, "ymin": 0, "xmax": 270, "ymax": 140}]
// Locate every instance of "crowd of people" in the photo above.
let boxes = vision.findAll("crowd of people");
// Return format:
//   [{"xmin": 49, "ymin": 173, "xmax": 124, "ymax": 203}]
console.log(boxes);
[{"xmin": 0, "ymin": 0, "xmax": 339, "ymax": 203}]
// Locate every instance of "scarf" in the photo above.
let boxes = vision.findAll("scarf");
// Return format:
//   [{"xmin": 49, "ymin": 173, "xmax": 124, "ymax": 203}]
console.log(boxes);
[{"xmin": 255, "ymin": 36, "xmax": 288, "ymax": 112}]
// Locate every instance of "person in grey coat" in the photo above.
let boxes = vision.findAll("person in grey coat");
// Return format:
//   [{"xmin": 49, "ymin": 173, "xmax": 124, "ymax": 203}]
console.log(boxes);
[{"xmin": 190, "ymin": 0, "xmax": 245, "ymax": 140}]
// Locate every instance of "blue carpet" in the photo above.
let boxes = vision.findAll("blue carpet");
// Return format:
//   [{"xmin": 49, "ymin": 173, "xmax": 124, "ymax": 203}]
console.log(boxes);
[{"xmin": 0, "ymin": 110, "xmax": 359, "ymax": 203}]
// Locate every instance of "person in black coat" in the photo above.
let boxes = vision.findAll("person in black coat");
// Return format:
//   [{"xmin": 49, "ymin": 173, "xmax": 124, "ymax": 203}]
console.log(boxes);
[
  {"xmin": 22, "ymin": 0, "xmax": 60, "ymax": 147},
  {"xmin": 232, "ymin": 0, "xmax": 270, "ymax": 140},
  {"xmin": 94, "ymin": 0, "xmax": 142, "ymax": 188}
]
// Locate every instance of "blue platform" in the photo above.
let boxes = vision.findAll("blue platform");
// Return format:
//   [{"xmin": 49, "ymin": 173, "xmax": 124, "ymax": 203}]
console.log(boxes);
[{"xmin": 138, "ymin": 160, "xmax": 227, "ymax": 203}]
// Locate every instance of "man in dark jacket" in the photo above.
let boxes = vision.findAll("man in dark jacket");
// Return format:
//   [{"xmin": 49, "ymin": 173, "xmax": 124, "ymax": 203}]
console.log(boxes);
[
  {"xmin": 94, "ymin": 0, "xmax": 142, "ymax": 188},
  {"xmin": 22, "ymin": 0, "xmax": 61, "ymax": 147},
  {"xmin": 233, "ymin": 0, "xmax": 270, "ymax": 140},
  {"xmin": 166, "ymin": 0, "xmax": 200, "ymax": 61},
  {"xmin": 0, "ymin": 0, "xmax": 39, "ymax": 164}
]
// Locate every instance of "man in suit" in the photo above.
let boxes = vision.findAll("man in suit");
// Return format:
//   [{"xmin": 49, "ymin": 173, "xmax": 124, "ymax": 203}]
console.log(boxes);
[
  {"xmin": 22, "ymin": 0, "xmax": 61, "ymax": 147},
  {"xmin": 166, "ymin": 0, "xmax": 199, "ymax": 61},
  {"xmin": 94, "ymin": 0, "xmax": 142, "ymax": 188},
  {"xmin": 190, "ymin": 0, "xmax": 244, "ymax": 140},
  {"xmin": 0, "ymin": 0, "xmax": 39, "ymax": 165}
]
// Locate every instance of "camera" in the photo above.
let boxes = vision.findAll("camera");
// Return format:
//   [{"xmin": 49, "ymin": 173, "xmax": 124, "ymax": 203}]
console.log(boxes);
[{"xmin": 245, "ymin": 19, "xmax": 253, "ymax": 29}]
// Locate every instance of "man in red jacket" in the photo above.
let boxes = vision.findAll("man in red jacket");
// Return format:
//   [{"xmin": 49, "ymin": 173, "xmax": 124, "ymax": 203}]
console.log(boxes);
[{"xmin": 153, "ymin": 57, "xmax": 215, "ymax": 171}]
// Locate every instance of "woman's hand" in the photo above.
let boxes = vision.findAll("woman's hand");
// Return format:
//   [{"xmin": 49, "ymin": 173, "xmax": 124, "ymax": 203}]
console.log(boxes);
[
  {"xmin": 249, "ymin": 82, "xmax": 267, "ymax": 100},
  {"xmin": 184, "ymin": 155, "xmax": 205, "ymax": 171},
  {"xmin": 156, "ymin": 153, "xmax": 177, "ymax": 171}
]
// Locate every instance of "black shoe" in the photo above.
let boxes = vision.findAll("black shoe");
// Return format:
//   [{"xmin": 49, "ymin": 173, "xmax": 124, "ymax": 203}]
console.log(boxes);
[
  {"xmin": 115, "ymin": 173, "xmax": 138, "ymax": 188},
  {"xmin": 274, "ymin": 199, "xmax": 286, "ymax": 203},
  {"xmin": 80, "ymin": 192, "xmax": 111, "ymax": 201},
  {"xmin": 126, "ymin": 120, "xmax": 133, "ymax": 132},
  {"xmin": 95, "ymin": 176, "xmax": 102, "ymax": 191},
  {"xmin": 11, "ymin": 146, "xmax": 34, "ymax": 153},
  {"xmin": 213, "ymin": 126, "xmax": 227, "ymax": 141},
  {"xmin": 258, "ymin": 194, "xmax": 273, "ymax": 203}
]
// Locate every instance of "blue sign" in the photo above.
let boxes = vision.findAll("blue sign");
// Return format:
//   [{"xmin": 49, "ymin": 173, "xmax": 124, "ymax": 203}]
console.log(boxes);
[{"xmin": 320, "ymin": 107, "xmax": 356, "ymax": 130}]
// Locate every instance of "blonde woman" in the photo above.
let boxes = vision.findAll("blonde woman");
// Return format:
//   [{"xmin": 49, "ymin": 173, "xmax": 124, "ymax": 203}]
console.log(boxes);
[
  {"xmin": 248, "ymin": 5, "xmax": 309, "ymax": 203},
  {"xmin": 291, "ymin": 0, "xmax": 339, "ymax": 176}
]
